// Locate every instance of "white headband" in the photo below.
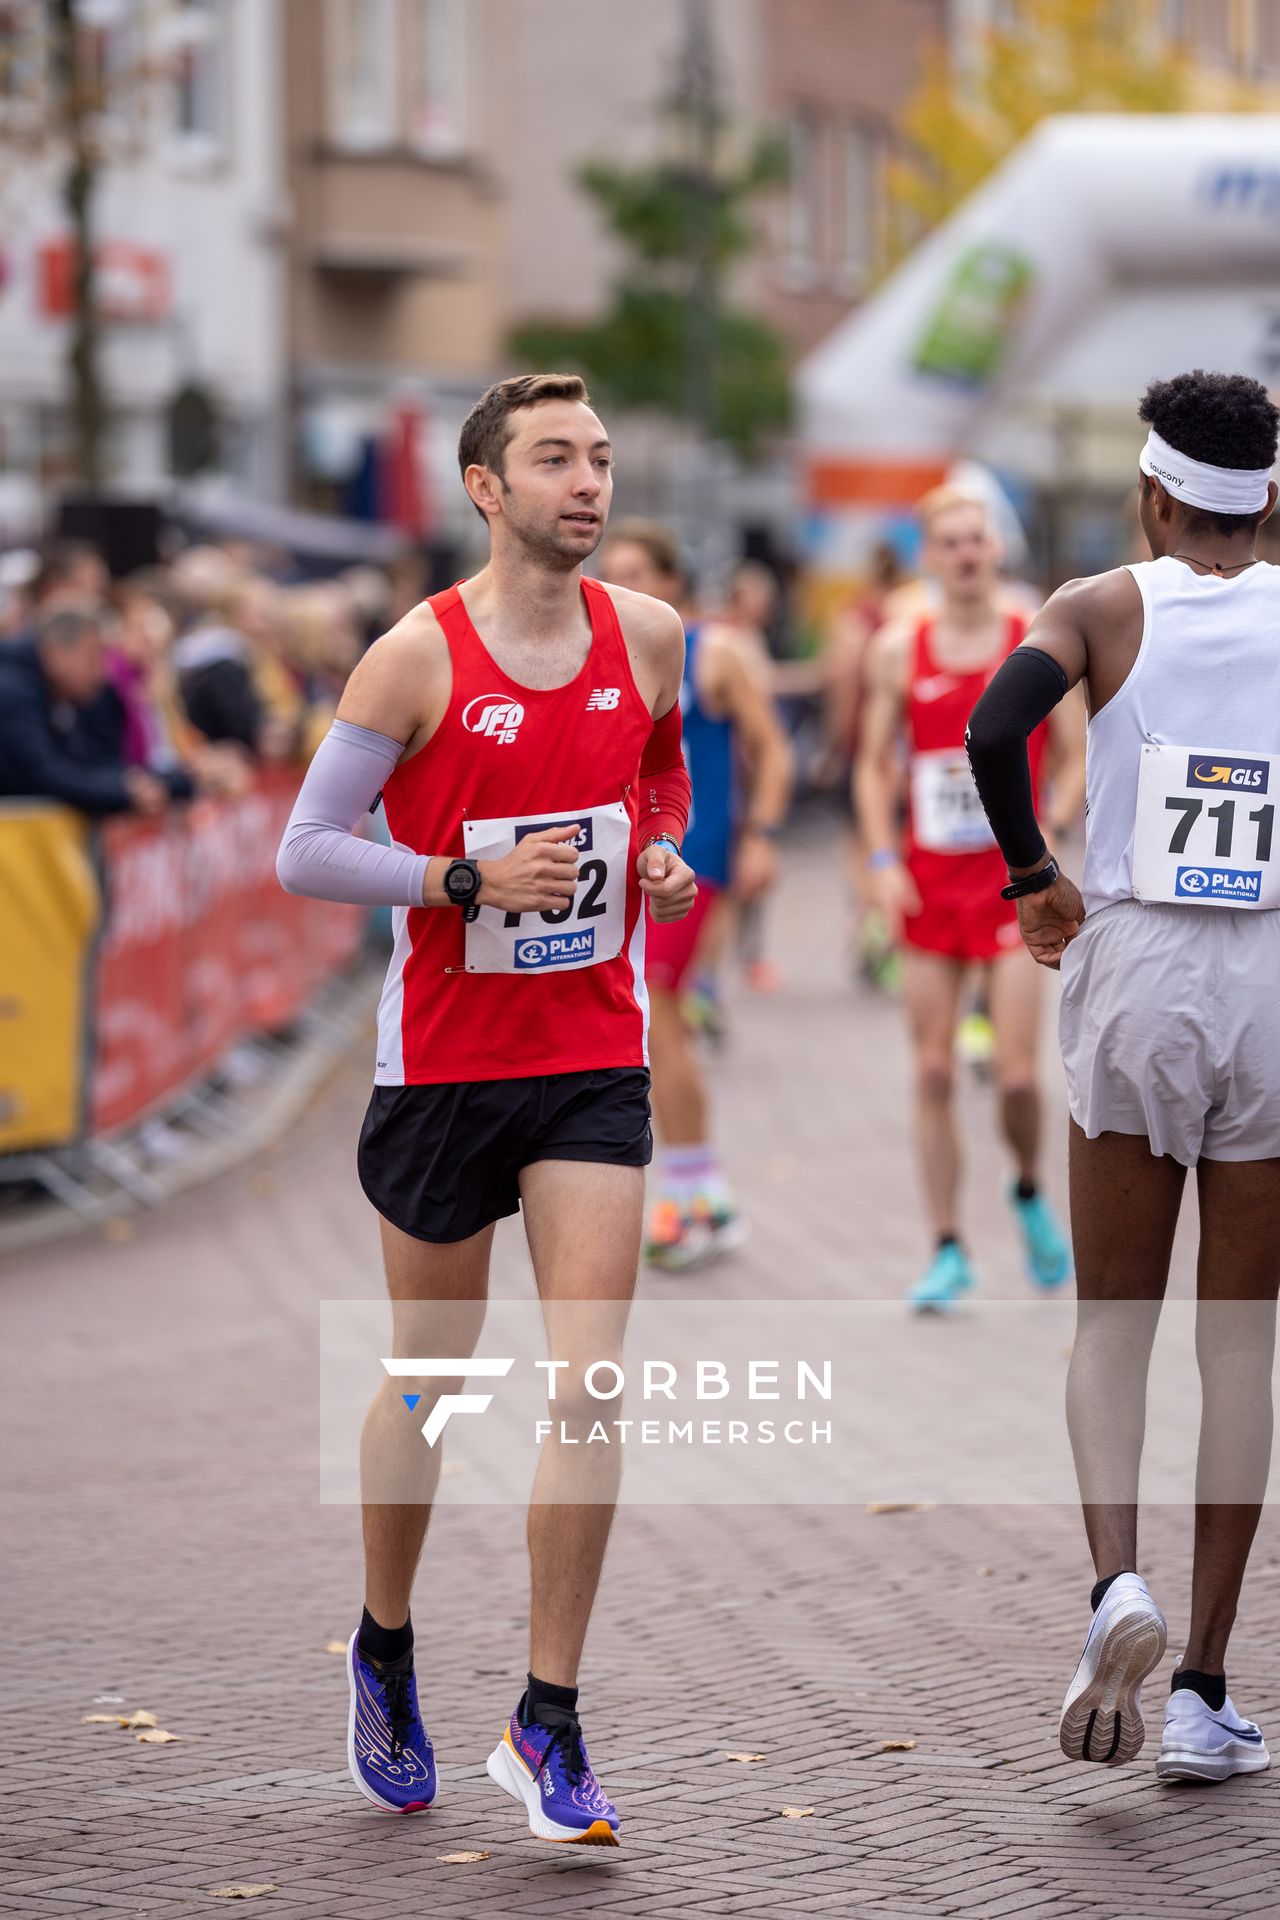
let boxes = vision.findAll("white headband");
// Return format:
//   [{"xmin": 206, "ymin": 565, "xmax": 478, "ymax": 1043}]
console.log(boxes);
[{"xmin": 1139, "ymin": 428, "xmax": 1273, "ymax": 514}]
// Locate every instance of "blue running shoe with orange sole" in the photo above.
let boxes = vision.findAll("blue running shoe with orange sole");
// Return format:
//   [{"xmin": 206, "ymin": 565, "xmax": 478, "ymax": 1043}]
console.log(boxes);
[
  {"xmin": 346, "ymin": 1631, "xmax": 436, "ymax": 1813},
  {"xmin": 487, "ymin": 1705, "xmax": 620, "ymax": 1845}
]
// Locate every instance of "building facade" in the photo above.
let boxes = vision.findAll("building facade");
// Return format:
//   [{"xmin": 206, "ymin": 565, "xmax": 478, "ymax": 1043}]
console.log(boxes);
[{"xmin": 0, "ymin": 0, "xmax": 289, "ymax": 532}]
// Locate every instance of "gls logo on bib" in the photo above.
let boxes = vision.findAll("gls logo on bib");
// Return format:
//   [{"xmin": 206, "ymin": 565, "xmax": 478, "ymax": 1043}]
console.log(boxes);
[{"xmin": 1187, "ymin": 754, "xmax": 1269, "ymax": 792}]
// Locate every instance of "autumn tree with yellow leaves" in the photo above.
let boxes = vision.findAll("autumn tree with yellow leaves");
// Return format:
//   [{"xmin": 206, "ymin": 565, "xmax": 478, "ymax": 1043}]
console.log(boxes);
[{"xmin": 885, "ymin": 0, "xmax": 1259, "ymax": 263}]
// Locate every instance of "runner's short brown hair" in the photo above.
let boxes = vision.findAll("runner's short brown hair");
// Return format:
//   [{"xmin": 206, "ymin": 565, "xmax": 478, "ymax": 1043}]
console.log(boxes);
[{"xmin": 458, "ymin": 373, "xmax": 590, "ymax": 480}]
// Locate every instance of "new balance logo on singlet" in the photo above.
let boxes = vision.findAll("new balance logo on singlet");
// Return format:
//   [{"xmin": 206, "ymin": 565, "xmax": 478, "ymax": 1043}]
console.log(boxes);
[
  {"xmin": 586, "ymin": 687, "xmax": 621, "ymax": 711},
  {"xmin": 462, "ymin": 694, "xmax": 525, "ymax": 744}
]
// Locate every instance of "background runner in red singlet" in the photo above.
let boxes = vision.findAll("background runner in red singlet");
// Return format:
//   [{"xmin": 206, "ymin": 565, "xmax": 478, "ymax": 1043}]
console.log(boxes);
[
  {"xmin": 277, "ymin": 374, "xmax": 695, "ymax": 1845},
  {"xmin": 856, "ymin": 487, "xmax": 1083, "ymax": 1309}
]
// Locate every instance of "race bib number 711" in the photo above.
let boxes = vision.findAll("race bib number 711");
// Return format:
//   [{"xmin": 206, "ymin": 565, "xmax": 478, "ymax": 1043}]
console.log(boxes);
[{"xmin": 1131, "ymin": 744, "xmax": 1280, "ymax": 909}]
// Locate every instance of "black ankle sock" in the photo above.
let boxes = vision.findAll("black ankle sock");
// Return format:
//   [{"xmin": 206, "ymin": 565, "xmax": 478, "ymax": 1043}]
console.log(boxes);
[
  {"xmin": 1171, "ymin": 1668, "xmax": 1226, "ymax": 1712},
  {"xmin": 519, "ymin": 1673, "xmax": 579, "ymax": 1729},
  {"xmin": 1090, "ymin": 1571, "xmax": 1129, "ymax": 1611},
  {"xmin": 358, "ymin": 1606, "xmax": 413, "ymax": 1667},
  {"xmin": 1015, "ymin": 1178, "xmax": 1037, "ymax": 1201},
  {"xmin": 937, "ymin": 1233, "xmax": 960, "ymax": 1252}
]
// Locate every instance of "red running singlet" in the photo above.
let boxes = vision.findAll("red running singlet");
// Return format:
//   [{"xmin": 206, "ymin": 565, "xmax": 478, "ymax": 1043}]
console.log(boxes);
[
  {"xmin": 903, "ymin": 612, "xmax": 1048, "ymax": 904},
  {"xmin": 374, "ymin": 579, "xmax": 655, "ymax": 1085}
]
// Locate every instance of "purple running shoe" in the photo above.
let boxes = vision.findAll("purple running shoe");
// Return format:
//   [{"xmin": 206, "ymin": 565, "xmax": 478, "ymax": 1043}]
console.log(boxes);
[
  {"xmin": 346, "ymin": 1630, "xmax": 436, "ymax": 1812},
  {"xmin": 486, "ymin": 1703, "xmax": 619, "ymax": 1844}
]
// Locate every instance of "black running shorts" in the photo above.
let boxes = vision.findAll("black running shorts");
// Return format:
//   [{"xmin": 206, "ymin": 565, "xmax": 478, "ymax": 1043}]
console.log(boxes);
[{"xmin": 357, "ymin": 1067, "xmax": 652, "ymax": 1244}]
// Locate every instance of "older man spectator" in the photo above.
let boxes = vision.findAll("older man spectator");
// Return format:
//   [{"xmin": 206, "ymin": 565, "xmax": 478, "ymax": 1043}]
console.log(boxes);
[{"xmin": 0, "ymin": 605, "xmax": 175, "ymax": 815}]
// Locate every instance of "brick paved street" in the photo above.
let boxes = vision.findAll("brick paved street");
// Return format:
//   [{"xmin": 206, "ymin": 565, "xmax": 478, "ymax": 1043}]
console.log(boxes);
[{"xmin": 5, "ymin": 827, "xmax": 1279, "ymax": 1920}]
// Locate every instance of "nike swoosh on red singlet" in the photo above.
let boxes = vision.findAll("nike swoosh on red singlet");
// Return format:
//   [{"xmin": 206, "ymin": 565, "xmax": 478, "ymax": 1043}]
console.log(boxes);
[{"xmin": 915, "ymin": 675, "xmax": 962, "ymax": 702}]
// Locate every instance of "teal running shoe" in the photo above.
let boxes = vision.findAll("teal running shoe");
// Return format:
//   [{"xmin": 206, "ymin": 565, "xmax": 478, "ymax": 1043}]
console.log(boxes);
[
  {"xmin": 907, "ymin": 1241, "xmax": 974, "ymax": 1312},
  {"xmin": 1011, "ymin": 1185, "xmax": 1071, "ymax": 1289}
]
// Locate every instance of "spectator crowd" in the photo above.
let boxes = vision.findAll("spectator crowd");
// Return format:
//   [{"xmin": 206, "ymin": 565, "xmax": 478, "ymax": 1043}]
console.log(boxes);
[{"xmin": 0, "ymin": 537, "xmax": 418, "ymax": 819}]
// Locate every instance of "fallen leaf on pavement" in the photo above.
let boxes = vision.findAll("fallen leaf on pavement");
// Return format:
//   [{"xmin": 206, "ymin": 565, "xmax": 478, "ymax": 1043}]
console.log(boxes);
[
  {"xmin": 206, "ymin": 1886, "xmax": 277, "ymax": 1900},
  {"xmin": 725, "ymin": 1752, "xmax": 766, "ymax": 1763},
  {"xmin": 780, "ymin": 1806, "xmax": 815, "ymax": 1819},
  {"xmin": 136, "ymin": 1729, "xmax": 181, "ymax": 1744},
  {"xmin": 83, "ymin": 1715, "xmax": 119, "ymax": 1724},
  {"xmin": 437, "ymin": 1852, "xmax": 490, "ymax": 1864},
  {"xmin": 977, "ymin": 1566, "xmax": 995, "ymax": 1577},
  {"xmin": 865, "ymin": 1502, "xmax": 935, "ymax": 1515},
  {"xmin": 101, "ymin": 1217, "xmax": 135, "ymax": 1243},
  {"xmin": 323, "ymin": 1642, "xmax": 347, "ymax": 1655},
  {"xmin": 879, "ymin": 1739, "xmax": 916, "ymax": 1752},
  {"xmin": 118, "ymin": 1711, "xmax": 158, "ymax": 1729}
]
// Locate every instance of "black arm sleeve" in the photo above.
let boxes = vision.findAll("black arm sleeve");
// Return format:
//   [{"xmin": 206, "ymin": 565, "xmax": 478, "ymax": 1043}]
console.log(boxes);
[{"xmin": 965, "ymin": 646, "xmax": 1069, "ymax": 870}]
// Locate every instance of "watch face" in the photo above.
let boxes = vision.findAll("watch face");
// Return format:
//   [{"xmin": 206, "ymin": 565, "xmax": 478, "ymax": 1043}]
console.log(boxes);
[{"xmin": 446, "ymin": 861, "xmax": 476, "ymax": 902}]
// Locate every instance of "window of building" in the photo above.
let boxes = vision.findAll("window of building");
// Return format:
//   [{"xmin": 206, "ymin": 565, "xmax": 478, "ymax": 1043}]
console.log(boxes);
[
  {"xmin": 1253, "ymin": 0, "xmax": 1280, "ymax": 71},
  {"xmin": 782, "ymin": 106, "xmax": 821, "ymax": 292},
  {"xmin": 327, "ymin": 0, "xmax": 397, "ymax": 150},
  {"xmin": 1188, "ymin": 0, "xmax": 1235, "ymax": 62},
  {"xmin": 0, "ymin": 1, "xmax": 45, "ymax": 134},
  {"xmin": 76, "ymin": 0, "xmax": 141, "ymax": 143},
  {"xmin": 169, "ymin": 0, "xmax": 226, "ymax": 156},
  {"xmin": 835, "ymin": 121, "xmax": 879, "ymax": 296},
  {"xmin": 409, "ymin": 0, "xmax": 465, "ymax": 155}
]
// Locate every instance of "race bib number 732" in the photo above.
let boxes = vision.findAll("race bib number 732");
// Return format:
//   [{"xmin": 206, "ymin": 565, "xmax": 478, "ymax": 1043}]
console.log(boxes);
[
  {"xmin": 460, "ymin": 802, "xmax": 631, "ymax": 972},
  {"xmin": 1131, "ymin": 744, "xmax": 1280, "ymax": 909}
]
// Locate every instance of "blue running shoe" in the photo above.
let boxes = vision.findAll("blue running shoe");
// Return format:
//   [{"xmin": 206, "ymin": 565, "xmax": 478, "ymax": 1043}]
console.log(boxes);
[
  {"xmin": 487, "ymin": 1703, "xmax": 620, "ymax": 1845},
  {"xmin": 1011, "ymin": 1185, "xmax": 1071, "ymax": 1289},
  {"xmin": 908, "ymin": 1241, "xmax": 974, "ymax": 1312},
  {"xmin": 346, "ymin": 1631, "xmax": 436, "ymax": 1812}
]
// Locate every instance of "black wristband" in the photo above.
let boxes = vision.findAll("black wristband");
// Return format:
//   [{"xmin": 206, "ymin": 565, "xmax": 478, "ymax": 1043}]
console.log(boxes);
[{"xmin": 1000, "ymin": 857, "xmax": 1060, "ymax": 901}]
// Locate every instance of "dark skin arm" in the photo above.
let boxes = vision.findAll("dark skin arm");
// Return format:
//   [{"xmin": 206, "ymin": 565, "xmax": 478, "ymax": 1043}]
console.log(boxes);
[{"xmin": 1006, "ymin": 567, "xmax": 1144, "ymax": 968}]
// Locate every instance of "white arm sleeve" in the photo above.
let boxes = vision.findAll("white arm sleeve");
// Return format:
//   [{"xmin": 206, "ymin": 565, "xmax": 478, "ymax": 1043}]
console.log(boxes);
[{"xmin": 276, "ymin": 719, "xmax": 429, "ymax": 908}]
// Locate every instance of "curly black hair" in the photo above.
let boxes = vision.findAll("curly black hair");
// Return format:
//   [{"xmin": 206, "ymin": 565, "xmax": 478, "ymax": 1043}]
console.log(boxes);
[{"xmin": 1139, "ymin": 370, "xmax": 1279, "ymax": 535}]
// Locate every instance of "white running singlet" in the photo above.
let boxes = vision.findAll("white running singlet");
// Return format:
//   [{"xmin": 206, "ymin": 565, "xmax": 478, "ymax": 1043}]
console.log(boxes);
[{"xmin": 1081, "ymin": 557, "xmax": 1280, "ymax": 916}]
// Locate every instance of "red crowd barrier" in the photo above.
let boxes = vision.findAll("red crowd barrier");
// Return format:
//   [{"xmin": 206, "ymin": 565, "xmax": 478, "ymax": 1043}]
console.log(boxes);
[{"xmin": 91, "ymin": 772, "xmax": 363, "ymax": 1135}]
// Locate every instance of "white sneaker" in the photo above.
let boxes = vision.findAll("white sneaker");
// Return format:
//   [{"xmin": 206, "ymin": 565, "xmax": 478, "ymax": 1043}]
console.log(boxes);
[
  {"xmin": 1060, "ymin": 1573, "xmax": 1167, "ymax": 1765},
  {"xmin": 1156, "ymin": 1688, "xmax": 1271, "ymax": 1783}
]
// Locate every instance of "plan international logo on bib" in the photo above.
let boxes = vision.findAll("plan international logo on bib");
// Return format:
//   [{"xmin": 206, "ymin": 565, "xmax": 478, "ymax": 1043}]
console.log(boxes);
[
  {"xmin": 515, "ymin": 930, "xmax": 596, "ymax": 968},
  {"xmin": 1175, "ymin": 865, "xmax": 1263, "ymax": 903},
  {"xmin": 1186, "ymin": 755, "xmax": 1269, "ymax": 792}
]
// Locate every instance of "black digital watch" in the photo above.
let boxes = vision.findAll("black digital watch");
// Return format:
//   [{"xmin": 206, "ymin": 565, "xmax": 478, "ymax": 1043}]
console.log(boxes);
[
  {"xmin": 443, "ymin": 857, "xmax": 482, "ymax": 921},
  {"xmin": 1000, "ymin": 857, "xmax": 1060, "ymax": 902}
]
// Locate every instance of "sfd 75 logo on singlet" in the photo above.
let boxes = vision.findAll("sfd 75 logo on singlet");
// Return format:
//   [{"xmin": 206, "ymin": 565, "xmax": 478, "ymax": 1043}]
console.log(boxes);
[{"xmin": 463, "ymin": 694, "xmax": 525, "ymax": 744}]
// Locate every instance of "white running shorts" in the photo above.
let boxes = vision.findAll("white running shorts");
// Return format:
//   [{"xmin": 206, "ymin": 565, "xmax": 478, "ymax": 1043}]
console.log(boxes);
[{"xmin": 1059, "ymin": 900, "xmax": 1280, "ymax": 1167}]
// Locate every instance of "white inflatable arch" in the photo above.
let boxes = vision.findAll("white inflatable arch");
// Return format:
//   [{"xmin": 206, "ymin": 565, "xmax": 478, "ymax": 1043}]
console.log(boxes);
[{"xmin": 798, "ymin": 114, "xmax": 1280, "ymax": 555}]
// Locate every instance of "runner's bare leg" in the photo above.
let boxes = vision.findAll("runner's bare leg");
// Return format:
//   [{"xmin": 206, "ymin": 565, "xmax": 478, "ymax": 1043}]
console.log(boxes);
[
  {"xmin": 1184, "ymin": 1155, "xmax": 1280, "ymax": 1672},
  {"xmin": 520, "ymin": 1158, "xmax": 644, "ymax": 1686},
  {"xmin": 901, "ymin": 949, "xmax": 967, "ymax": 1239},
  {"xmin": 360, "ymin": 1217, "xmax": 493, "ymax": 1629},
  {"xmin": 987, "ymin": 946, "xmax": 1042, "ymax": 1185},
  {"xmin": 1065, "ymin": 1124, "xmax": 1183, "ymax": 1579},
  {"xmin": 647, "ymin": 985, "xmax": 707, "ymax": 1145}
]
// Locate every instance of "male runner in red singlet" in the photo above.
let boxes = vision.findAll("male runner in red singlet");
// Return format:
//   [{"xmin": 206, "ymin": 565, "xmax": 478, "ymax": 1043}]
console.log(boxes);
[
  {"xmin": 277, "ymin": 374, "xmax": 695, "ymax": 1845},
  {"xmin": 857, "ymin": 488, "xmax": 1081, "ymax": 1309},
  {"xmin": 600, "ymin": 521, "xmax": 792, "ymax": 1269}
]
